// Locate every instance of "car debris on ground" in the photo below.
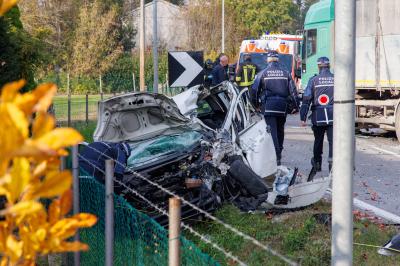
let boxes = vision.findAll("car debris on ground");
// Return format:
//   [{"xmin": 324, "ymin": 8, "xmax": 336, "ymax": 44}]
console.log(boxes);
[{"xmin": 79, "ymin": 81, "xmax": 331, "ymax": 226}]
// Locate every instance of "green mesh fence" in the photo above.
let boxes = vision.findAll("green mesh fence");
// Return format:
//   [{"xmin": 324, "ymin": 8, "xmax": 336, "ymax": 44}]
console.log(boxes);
[{"xmin": 76, "ymin": 176, "xmax": 220, "ymax": 266}]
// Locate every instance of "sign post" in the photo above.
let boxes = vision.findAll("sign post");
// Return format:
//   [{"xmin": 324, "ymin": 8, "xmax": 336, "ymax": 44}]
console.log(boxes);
[{"xmin": 168, "ymin": 51, "xmax": 204, "ymax": 88}]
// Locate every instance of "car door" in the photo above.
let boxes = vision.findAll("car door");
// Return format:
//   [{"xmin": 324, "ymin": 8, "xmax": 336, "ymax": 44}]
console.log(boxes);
[{"xmin": 231, "ymin": 88, "xmax": 278, "ymax": 178}]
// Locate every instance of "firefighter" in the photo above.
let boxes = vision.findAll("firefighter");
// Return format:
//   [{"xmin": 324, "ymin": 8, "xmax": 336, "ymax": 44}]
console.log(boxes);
[
  {"xmin": 211, "ymin": 54, "xmax": 229, "ymax": 86},
  {"xmin": 235, "ymin": 54, "xmax": 259, "ymax": 91},
  {"xmin": 203, "ymin": 59, "xmax": 214, "ymax": 88},
  {"xmin": 251, "ymin": 51, "xmax": 299, "ymax": 165},
  {"xmin": 300, "ymin": 56, "xmax": 334, "ymax": 174}
]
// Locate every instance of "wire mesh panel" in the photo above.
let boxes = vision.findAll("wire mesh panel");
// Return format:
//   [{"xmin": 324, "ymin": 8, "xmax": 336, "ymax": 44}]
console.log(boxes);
[{"xmin": 76, "ymin": 176, "xmax": 220, "ymax": 266}]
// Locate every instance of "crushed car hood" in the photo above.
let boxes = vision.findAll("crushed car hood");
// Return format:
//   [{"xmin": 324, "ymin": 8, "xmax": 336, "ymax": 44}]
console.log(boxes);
[{"xmin": 93, "ymin": 93, "xmax": 199, "ymax": 143}]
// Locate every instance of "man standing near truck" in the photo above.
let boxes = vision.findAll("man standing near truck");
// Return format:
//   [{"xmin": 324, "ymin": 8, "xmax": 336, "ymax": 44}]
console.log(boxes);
[
  {"xmin": 251, "ymin": 51, "xmax": 299, "ymax": 165},
  {"xmin": 300, "ymin": 57, "xmax": 334, "ymax": 174}
]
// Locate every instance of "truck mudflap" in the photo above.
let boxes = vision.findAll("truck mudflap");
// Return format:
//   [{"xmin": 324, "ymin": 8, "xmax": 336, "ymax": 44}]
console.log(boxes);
[{"xmin": 262, "ymin": 166, "xmax": 331, "ymax": 210}]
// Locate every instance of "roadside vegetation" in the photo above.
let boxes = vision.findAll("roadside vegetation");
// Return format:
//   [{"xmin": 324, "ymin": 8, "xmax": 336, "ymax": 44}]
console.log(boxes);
[{"xmin": 188, "ymin": 202, "xmax": 399, "ymax": 265}]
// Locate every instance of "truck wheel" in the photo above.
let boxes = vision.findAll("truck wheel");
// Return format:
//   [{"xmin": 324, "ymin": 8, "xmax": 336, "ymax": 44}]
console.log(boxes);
[{"xmin": 396, "ymin": 109, "xmax": 400, "ymax": 142}]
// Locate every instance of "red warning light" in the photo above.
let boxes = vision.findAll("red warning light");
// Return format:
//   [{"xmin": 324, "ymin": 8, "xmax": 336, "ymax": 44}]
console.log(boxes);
[{"xmin": 318, "ymin": 94, "xmax": 329, "ymax": 105}]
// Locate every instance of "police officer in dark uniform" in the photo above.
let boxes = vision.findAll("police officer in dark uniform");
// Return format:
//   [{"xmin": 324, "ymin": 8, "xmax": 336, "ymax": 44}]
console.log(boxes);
[
  {"xmin": 251, "ymin": 51, "xmax": 299, "ymax": 165},
  {"xmin": 235, "ymin": 54, "xmax": 259, "ymax": 90},
  {"xmin": 300, "ymin": 56, "xmax": 334, "ymax": 173}
]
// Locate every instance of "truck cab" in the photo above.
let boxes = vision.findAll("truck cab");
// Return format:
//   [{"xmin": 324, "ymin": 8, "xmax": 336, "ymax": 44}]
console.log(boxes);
[{"xmin": 302, "ymin": 0, "xmax": 334, "ymax": 90}]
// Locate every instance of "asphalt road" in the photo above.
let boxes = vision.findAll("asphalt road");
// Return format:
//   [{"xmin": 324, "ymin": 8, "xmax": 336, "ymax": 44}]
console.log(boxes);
[{"xmin": 282, "ymin": 114, "xmax": 400, "ymax": 216}]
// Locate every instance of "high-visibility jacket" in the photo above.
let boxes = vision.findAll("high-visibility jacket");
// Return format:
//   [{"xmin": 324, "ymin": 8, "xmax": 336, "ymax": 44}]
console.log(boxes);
[{"xmin": 235, "ymin": 62, "xmax": 258, "ymax": 87}]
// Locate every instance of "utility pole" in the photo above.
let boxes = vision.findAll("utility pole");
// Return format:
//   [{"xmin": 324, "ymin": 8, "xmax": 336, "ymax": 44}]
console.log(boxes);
[
  {"xmin": 331, "ymin": 0, "xmax": 356, "ymax": 265},
  {"xmin": 139, "ymin": 0, "xmax": 145, "ymax": 91},
  {"xmin": 153, "ymin": 0, "xmax": 159, "ymax": 93},
  {"xmin": 221, "ymin": 0, "xmax": 225, "ymax": 53}
]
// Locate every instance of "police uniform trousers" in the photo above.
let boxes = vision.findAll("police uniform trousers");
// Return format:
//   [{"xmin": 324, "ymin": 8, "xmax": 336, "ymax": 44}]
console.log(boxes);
[
  {"xmin": 312, "ymin": 125, "xmax": 333, "ymax": 163},
  {"xmin": 264, "ymin": 116, "xmax": 286, "ymax": 160}
]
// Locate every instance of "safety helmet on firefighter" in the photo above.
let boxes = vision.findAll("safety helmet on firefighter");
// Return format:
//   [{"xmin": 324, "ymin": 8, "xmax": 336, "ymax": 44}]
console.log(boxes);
[{"xmin": 317, "ymin": 57, "xmax": 330, "ymax": 67}]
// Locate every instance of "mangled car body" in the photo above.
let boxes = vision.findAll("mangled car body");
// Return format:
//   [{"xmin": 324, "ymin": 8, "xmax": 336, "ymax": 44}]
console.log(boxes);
[{"xmin": 80, "ymin": 82, "xmax": 330, "ymax": 225}]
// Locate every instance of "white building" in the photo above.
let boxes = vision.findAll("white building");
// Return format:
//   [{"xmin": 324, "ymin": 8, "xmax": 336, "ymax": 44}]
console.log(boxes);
[{"xmin": 133, "ymin": 0, "xmax": 189, "ymax": 50}]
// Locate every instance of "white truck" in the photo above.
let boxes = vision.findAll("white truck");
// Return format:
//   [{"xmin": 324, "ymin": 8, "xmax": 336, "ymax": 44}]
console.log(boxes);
[{"xmin": 303, "ymin": 0, "xmax": 400, "ymax": 140}]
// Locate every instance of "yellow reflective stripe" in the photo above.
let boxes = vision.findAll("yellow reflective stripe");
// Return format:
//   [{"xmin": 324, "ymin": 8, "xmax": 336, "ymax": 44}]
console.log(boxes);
[
  {"xmin": 243, "ymin": 68, "xmax": 249, "ymax": 84},
  {"xmin": 239, "ymin": 80, "xmax": 254, "ymax": 87},
  {"xmin": 236, "ymin": 76, "xmax": 241, "ymax": 82}
]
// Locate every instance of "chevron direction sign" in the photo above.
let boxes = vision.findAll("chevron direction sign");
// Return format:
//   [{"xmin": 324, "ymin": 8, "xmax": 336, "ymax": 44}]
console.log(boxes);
[{"xmin": 168, "ymin": 51, "xmax": 204, "ymax": 88}]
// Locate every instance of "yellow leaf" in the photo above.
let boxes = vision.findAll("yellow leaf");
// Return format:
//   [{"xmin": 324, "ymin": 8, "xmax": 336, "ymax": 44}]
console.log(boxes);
[
  {"xmin": 0, "ymin": 201, "xmax": 43, "ymax": 217},
  {"xmin": 30, "ymin": 171, "xmax": 71, "ymax": 199},
  {"xmin": 60, "ymin": 190, "xmax": 72, "ymax": 217},
  {"xmin": 32, "ymin": 161, "xmax": 47, "ymax": 180},
  {"xmin": 48, "ymin": 198, "xmax": 60, "ymax": 225},
  {"xmin": 32, "ymin": 83, "xmax": 57, "ymax": 113},
  {"xmin": 34, "ymin": 128, "xmax": 83, "ymax": 151},
  {"xmin": 35, "ymin": 228, "xmax": 46, "ymax": 242},
  {"xmin": 50, "ymin": 213, "xmax": 97, "ymax": 239},
  {"xmin": 32, "ymin": 113, "xmax": 55, "ymax": 139},
  {"xmin": 6, "ymin": 235, "xmax": 23, "ymax": 263},
  {"xmin": 0, "ymin": 80, "xmax": 25, "ymax": 102},
  {"xmin": 0, "ymin": 257, "xmax": 8, "ymax": 266},
  {"xmin": 13, "ymin": 83, "xmax": 56, "ymax": 115},
  {"xmin": 8, "ymin": 158, "xmax": 31, "ymax": 203},
  {"xmin": 54, "ymin": 241, "xmax": 89, "ymax": 252},
  {"xmin": 70, "ymin": 213, "xmax": 97, "ymax": 228}
]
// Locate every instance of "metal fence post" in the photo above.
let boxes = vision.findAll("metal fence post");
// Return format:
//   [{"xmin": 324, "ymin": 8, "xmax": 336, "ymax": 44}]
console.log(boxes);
[
  {"xmin": 133, "ymin": 72, "xmax": 136, "ymax": 92},
  {"xmin": 332, "ymin": 0, "xmax": 356, "ymax": 265},
  {"xmin": 72, "ymin": 146, "xmax": 80, "ymax": 266},
  {"xmin": 85, "ymin": 93, "xmax": 89, "ymax": 124},
  {"xmin": 105, "ymin": 160, "xmax": 114, "ymax": 266},
  {"xmin": 99, "ymin": 74, "xmax": 103, "ymax": 95},
  {"xmin": 67, "ymin": 93, "xmax": 71, "ymax": 127},
  {"xmin": 169, "ymin": 197, "xmax": 181, "ymax": 266}
]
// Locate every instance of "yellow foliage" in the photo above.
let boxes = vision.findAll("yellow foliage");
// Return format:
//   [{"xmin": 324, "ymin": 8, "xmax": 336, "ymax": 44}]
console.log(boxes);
[
  {"xmin": 0, "ymin": 0, "xmax": 19, "ymax": 16},
  {"xmin": 0, "ymin": 79, "xmax": 97, "ymax": 265},
  {"xmin": 0, "ymin": 3, "xmax": 96, "ymax": 264}
]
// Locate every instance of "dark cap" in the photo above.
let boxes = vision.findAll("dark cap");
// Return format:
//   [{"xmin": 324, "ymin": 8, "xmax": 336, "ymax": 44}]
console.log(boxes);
[
  {"xmin": 267, "ymin": 51, "xmax": 279, "ymax": 59},
  {"xmin": 317, "ymin": 56, "xmax": 330, "ymax": 66}
]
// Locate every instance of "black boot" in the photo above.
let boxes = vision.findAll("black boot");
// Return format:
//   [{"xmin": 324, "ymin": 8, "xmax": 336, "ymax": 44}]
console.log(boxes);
[
  {"xmin": 311, "ymin": 157, "xmax": 321, "ymax": 172},
  {"xmin": 277, "ymin": 155, "xmax": 281, "ymax": 166}
]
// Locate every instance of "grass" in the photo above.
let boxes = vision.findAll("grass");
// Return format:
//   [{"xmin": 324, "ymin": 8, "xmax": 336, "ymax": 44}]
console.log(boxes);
[
  {"xmin": 53, "ymin": 94, "xmax": 110, "ymax": 122},
  {"xmin": 186, "ymin": 202, "xmax": 399, "ymax": 266},
  {"xmin": 72, "ymin": 123, "xmax": 399, "ymax": 266}
]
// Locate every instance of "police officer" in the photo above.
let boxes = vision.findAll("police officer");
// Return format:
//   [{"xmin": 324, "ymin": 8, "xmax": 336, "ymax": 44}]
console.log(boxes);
[
  {"xmin": 235, "ymin": 54, "xmax": 259, "ymax": 91},
  {"xmin": 251, "ymin": 51, "xmax": 299, "ymax": 165},
  {"xmin": 300, "ymin": 56, "xmax": 334, "ymax": 172}
]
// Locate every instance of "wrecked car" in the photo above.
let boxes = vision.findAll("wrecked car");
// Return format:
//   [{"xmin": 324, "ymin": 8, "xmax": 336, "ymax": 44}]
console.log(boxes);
[{"xmin": 79, "ymin": 81, "xmax": 330, "ymax": 225}]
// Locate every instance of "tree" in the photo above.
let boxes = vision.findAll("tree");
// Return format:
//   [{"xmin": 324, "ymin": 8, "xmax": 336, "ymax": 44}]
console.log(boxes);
[
  {"xmin": 70, "ymin": 1, "xmax": 122, "ymax": 77},
  {"xmin": 185, "ymin": 0, "xmax": 299, "ymax": 57},
  {"xmin": 0, "ymin": 7, "xmax": 47, "ymax": 91}
]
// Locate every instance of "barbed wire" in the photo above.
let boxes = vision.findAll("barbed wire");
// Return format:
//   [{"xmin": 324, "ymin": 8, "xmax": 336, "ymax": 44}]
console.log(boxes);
[
  {"xmin": 77, "ymin": 154, "xmax": 247, "ymax": 265},
  {"xmin": 80, "ymin": 144, "xmax": 298, "ymax": 265}
]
